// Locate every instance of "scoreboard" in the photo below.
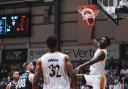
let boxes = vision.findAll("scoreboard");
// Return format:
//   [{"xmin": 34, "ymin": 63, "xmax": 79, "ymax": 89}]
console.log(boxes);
[{"xmin": 0, "ymin": 14, "xmax": 30, "ymax": 38}]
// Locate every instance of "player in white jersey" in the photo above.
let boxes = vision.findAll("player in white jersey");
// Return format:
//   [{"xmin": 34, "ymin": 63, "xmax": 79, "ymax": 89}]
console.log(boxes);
[
  {"xmin": 33, "ymin": 35, "xmax": 77, "ymax": 89},
  {"xmin": 75, "ymin": 26, "xmax": 111, "ymax": 89}
]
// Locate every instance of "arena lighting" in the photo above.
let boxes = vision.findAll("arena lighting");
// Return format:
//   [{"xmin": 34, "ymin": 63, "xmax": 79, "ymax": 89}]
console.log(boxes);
[{"xmin": 44, "ymin": 0, "xmax": 54, "ymax": 2}]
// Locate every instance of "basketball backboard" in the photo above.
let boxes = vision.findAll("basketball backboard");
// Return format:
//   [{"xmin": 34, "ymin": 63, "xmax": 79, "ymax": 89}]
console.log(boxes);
[{"xmin": 93, "ymin": 0, "xmax": 128, "ymax": 25}]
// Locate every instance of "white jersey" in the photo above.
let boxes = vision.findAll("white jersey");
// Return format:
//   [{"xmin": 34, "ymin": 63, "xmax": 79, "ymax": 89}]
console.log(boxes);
[
  {"xmin": 40, "ymin": 51, "xmax": 70, "ymax": 89},
  {"xmin": 90, "ymin": 48, "xmax": 107, "ymax": 75}
]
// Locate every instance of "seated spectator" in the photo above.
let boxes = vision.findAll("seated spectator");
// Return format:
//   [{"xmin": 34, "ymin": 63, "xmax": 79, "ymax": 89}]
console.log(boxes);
[{"xmin": 121, "ymin": 66, "xmax": 128, "ymax": 75}]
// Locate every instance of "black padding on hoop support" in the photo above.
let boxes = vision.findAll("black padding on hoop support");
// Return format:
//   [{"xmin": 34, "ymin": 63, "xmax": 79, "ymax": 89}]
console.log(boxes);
[{"xmin": 116, "ymin": 6, "xmax": 128, "ymax": 14}]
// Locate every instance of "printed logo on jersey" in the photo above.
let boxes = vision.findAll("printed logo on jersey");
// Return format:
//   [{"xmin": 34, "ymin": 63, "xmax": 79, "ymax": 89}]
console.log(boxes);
[{"xmin": 48, "ymin": 59, "xmax": 58, "ymax": 62}]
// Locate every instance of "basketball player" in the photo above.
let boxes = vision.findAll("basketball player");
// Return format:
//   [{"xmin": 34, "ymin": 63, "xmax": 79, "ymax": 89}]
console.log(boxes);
[
  {"xmin": 17, "ymin": 60, "xmax": 34, "ymax": 89},
  {"xmin": 6, "ymin": 71, "xmax": 19, "ymax": 89},
  {"xmin": 75, "ymin": 26, "xmax": 111, "ymax": 89},
  {"xmin": 33, "ymin": 35, "xmax": 77, "ymax": 89}
]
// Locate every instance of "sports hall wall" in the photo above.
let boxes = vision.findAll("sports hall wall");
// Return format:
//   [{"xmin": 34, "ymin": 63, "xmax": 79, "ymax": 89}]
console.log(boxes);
[{"xmin": 0, "ymin": 0, "xmax": 128, "ymax": 67}]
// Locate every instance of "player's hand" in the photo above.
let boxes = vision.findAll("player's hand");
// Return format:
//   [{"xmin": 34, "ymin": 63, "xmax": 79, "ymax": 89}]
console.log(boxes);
[{"xmin": 75, "ymin": 66, "xmax": 80, "ymax": 74}]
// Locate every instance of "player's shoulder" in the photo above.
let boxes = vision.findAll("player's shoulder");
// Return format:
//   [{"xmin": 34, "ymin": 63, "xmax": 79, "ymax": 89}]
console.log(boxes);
[
  {"xmin": 29, "ymin": 73, "xmax": 34, "ymax": 79},
  {"xmin": 96, "ymin": 48, "xmax": 106, "ymax": 58},
  {"xmin": 63, "ymin": 53, "xmax": 69, "ymax": 59},
  {"xmin": 41, "ymin": 52, "xmax": 49, "ymax": 57},
  {"xmin": 97, "ymin": 48, "xmax": 107, "ymax": 53},
  {"xmin": 57, "ymin": 52, "xmax": 69, "ymax": 58},
  {"xmin": 7, "ymin": 82, "xmax": 12, "ymax": 86},
  {"xmin": 39, "ymin": 52, "xmax": 49, "ymax": 60}
]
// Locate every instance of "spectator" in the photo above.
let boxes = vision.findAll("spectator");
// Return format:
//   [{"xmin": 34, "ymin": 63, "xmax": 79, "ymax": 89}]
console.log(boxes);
[
  {"xmin": 121, "ymin": 66, "xmax": 128, "ymax": 75},
  {"xmin": 107, "ymin": 66, "xmax": 115, "ymax": 89}
]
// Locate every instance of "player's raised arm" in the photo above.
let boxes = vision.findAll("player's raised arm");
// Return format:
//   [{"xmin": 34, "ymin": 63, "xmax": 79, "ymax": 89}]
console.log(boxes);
[
  {"xmin": 33, "ymin": 59, "xmax": 43, "ymax": 89},
  {"xmin": 90, "ymin": 26, "xmax": 99, "ymax": 48},
  {"xmin": 75, "ymin": 51, "xmax": 105, "ymax": 73},
  {"xmin": 65, "ymin": 56, "xmax": 78, "ymax": 89}
]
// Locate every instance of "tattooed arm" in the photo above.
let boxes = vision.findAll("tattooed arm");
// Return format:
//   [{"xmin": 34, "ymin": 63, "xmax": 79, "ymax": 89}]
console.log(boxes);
[{"xmin": 32, "ymin": 59, "xmax": 43, "ymax": 89}]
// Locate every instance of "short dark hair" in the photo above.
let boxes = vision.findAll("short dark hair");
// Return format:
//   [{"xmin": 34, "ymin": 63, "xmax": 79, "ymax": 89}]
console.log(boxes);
[
  {"xmin": 104, "ymin": 36, "xmax": 111, "ymax": 46},
  {"xmin": 46, "ymin": 35, "xmax": 58, "ymax": 48}
]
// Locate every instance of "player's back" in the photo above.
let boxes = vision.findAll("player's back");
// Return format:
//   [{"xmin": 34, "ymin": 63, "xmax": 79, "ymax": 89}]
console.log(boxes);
[
  {"xmin": 18, "ymin": 72, "xmax": 32, "ymax": 89},
  {"xmin": 40, "ymin": 51, "xmax": 70, "ymax": 89}
]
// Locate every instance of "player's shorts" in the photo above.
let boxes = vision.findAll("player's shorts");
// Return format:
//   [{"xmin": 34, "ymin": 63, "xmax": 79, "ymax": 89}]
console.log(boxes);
[{"xmin": 84, "ymin": 74, "xmax": 106, "ymax": 89}]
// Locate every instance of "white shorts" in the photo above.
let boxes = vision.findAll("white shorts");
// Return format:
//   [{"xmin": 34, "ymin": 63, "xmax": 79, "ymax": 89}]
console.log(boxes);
[{"xmin": 84, "ymin": 74, "xmax": 106, "ymax": 89}]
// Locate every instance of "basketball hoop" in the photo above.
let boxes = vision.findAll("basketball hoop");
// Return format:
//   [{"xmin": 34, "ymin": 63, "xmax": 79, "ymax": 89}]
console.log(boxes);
[{"xmin": 78, "ymin": 5, "xmax": 99, "ymax": 26}]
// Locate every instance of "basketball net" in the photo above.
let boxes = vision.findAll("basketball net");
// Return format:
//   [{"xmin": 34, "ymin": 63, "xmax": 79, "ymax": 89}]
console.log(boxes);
[{"xmin": 78, "ymin": 5, "xmax": 99, "ymax": 26}]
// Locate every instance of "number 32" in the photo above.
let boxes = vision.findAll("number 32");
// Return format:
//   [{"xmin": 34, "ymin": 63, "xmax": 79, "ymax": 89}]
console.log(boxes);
[{"xmin": 48, "ymin": 64, "xmax": 61, "ymax": 77}]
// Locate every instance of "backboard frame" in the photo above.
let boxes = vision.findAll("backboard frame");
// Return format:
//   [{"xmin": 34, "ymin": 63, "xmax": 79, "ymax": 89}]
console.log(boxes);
[{"xmin": 92, "ymin": 0, "xmax": 119, "ymax": 25}]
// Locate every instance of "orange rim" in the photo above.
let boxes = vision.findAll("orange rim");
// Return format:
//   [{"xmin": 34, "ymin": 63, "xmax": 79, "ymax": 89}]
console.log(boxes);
[{"xmin": 78, "ymin": 5, "xmax": 99, "ymax": 16}]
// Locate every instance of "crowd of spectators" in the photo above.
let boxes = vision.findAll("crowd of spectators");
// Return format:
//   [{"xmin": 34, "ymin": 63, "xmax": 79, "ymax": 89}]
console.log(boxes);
[
  {"xmin": 0, "ymin": 63, "xmax": 128, "ymax": 89},
  {"xmin": 0, "ymin": 64, "xmax": 24, "ymax": 89},
  {"xmin": 106, "ymin": 65, "xmax": 128, "ymax": 89}
]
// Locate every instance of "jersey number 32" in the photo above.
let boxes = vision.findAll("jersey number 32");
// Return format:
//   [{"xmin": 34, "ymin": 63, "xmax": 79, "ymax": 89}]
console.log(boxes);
[{"xmin": 49, "ymin": 64, "xmax": 61, "ymax": 77}]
